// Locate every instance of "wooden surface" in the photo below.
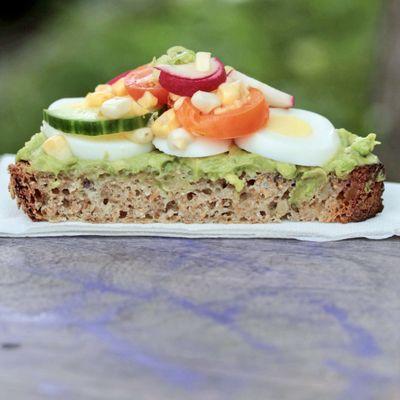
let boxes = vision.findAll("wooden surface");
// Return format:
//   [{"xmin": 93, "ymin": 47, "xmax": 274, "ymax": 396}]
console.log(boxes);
[{"xmin": 0, "ymin": 237, "xmax": 399, "ymax": 400}]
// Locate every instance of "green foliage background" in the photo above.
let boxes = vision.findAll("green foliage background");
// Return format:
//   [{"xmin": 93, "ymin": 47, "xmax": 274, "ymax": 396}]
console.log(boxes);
[{"xmin": 0, "ymin": 0, "xmax": 381, "ymax": 153}]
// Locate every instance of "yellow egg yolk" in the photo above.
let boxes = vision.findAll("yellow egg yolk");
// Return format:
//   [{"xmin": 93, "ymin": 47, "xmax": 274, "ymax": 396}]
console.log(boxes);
[{"xmin": 267, "ymin": 115, "xmax": 312, "ymax": 137}]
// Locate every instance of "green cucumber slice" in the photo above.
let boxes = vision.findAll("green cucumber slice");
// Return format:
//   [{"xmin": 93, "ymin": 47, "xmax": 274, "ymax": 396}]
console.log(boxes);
[{"xmin": 43, "ymin": 108, "xmax": 161, "ymax": 136}]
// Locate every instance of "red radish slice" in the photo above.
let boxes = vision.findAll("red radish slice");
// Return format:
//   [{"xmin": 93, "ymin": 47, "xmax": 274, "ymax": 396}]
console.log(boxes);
[
  {"xmin": 107, "ymin": 70, "xmax": 132, "ymax": 85},
  {"xmin": 156, "ymin": 57, "xmax": 227, "ymax": 97},
  {"xmin": 229, "ymin": 70, "xmax": 294, "ymax": 108}
]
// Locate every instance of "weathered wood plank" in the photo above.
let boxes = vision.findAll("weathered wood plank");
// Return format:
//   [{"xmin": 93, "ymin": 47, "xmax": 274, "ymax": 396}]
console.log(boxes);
[{"xmin": 0, "ymin": 237, "xmax": 399, "ymax": 400}]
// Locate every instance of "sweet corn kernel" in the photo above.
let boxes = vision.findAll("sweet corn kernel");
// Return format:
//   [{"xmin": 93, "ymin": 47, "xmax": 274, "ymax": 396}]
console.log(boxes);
[
  {"xmin": 125, "ymin": 127, "xmax": 154, "ymax": 144},
  {"xmin": 129, "ymin": 100, "xmax": 148, "ymax": 116},
  {"xmin": 42, "ymin": 135, "xmax": 73, "ymax": 162},
  {"xmin": 95, "ymin": 84, "xmax": 113, "ymax": 93},
  {"xmin": 112, "ymin": 78, "xmax": 128, "ymax": 96},
  {"xmin": 137, "ymin": 91, "xmax": 158, "ymax": 110},
  {"xmin": 217, "ymin": 80, "xmax": 242, "ymax": 106},
  {"xmin": 213, "ymin": 99, "xmax": 243, "ymax": 115},
  {"xmin": 173, "ymin": 97, "xmax": 186, "ymax": 110},
  {"xmin": 85, "ymin": 91, "xmax": 113, "ymax": 107},
  {"xmin": 151, "ymin": 109, "xmax": 180, "ymax": 138}
]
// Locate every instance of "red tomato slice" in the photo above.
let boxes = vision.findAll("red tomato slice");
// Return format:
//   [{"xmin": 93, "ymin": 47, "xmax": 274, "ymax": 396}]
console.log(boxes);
[
  {"xmin": 124, "ymin": 65, "xmax": 169, "ymax": 106},
  {"xmin": 175, "ymin": 88, "xmax": 269, "ymax": 139},
  {"xmin": 107, "ymin": 70, "xmax": 131, "ymax": 85}
]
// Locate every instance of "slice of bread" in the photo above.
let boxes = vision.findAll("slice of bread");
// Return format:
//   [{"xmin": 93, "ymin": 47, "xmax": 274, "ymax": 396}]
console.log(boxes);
[{"xmin": 8, "ymin": 161, "xmax": 384, "ymax": 223}]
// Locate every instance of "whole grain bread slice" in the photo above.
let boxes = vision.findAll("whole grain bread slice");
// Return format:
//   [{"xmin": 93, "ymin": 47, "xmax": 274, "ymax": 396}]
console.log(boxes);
[{"xmin": 8, "ymin": 161, "xmax": 384, "ymax": 223}]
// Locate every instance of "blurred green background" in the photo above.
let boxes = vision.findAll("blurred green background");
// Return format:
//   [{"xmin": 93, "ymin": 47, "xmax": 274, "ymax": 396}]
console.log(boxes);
[{"xmin": 1, "ymin": 0, "xmax": 398, "ymax": 179}]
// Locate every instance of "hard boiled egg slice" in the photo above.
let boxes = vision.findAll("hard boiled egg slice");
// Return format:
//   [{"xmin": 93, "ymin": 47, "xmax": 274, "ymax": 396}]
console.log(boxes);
[
  {"xmin": 153, "ymin": 128, "xmax": 232, "ymax": 157},
  {"xmin": 235, "ymin": 108, "xmax": 340, "ymax": 167},
  {"xmin": 49, "ymin": 97, "xmax": 86, "ymax": 110},
  {"xmin": 41, "ymin": 122, "xmax": 153, "ymax": 161}
]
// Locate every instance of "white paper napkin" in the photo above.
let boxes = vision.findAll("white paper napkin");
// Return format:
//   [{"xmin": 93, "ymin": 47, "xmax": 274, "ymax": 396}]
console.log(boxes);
[{"xmin": 1, "ymin": 154, "xmax": 399, "ymax": 241}]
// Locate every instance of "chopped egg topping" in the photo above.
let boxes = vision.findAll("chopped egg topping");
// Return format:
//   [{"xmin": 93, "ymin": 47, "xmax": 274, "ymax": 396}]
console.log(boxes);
[
  {"xmin": 40, "ymin": 47, "xmax": 345, "ymax": 164},
  {"xmin": 195, "ymin": 52, "xmax": 211, "ymax": 72}
]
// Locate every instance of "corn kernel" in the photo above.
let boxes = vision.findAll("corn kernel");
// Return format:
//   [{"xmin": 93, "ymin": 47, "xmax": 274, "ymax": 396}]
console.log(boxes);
[
  {"xmin": 213, "ymin": 99, "xmax": 243, "ymax": 115},
  {"xmin": 151, "ymin": 109, "xmax": 180, "ymax": 138},
  {"xmin": 125, "ymin": 127, "xmax": 154, "ymax": 144},
  {"xmin": 42, "ymin": 135, "xmax": 73, "ymax": 162},
  {"xmin": 137, "ymin": 91, "xmax": 158, "ymax": 110},
  {"xmin": 173, "ymin": 97, "xmax": 186, "ymax": 111},
  {"xmin": 112, "ymin": 78, "xmax": 128, "ymax": 96},
  {"xmin": 85, "ymin": 91, "xmax": 113, "ymax": 107},
  {"xmin": 95, "ymin": 84, "xmax": 113, "ymax": 93},
  {"xmin": 129, "ymin": 100, "xmax": 147, "ymax": 116},
  {"xmin": 217, "ymin": 80, "xmax": 242, "ymax": 106}
]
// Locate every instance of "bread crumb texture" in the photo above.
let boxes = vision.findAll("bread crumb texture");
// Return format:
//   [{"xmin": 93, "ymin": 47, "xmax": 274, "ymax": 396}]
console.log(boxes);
[{"xmin": 9, "ymin": 161, "xmax": 384, "ymax": 223}]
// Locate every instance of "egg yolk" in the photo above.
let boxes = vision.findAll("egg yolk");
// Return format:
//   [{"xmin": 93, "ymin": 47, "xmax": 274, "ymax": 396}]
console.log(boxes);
[{"xmin": 267, "ymin": 115, "xmax": 312, "ymax": 137}]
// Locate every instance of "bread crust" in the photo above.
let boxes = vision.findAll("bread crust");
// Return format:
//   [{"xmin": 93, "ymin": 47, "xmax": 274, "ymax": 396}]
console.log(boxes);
[{"xmin": 8, "ymin": 161, "xmax": 384, "ymax": 223}]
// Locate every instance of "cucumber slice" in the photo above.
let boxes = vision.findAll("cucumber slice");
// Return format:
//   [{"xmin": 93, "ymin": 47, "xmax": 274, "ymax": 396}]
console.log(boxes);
[{"xmin": 43, "ymin": 106, "xmax": 160, "ymax": 136}]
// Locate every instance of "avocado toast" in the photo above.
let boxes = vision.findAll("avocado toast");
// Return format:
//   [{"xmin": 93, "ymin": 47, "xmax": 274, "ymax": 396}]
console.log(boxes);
[{"xmin": 9, "ymin": 46, "xmax": 384, "ymax": 223}]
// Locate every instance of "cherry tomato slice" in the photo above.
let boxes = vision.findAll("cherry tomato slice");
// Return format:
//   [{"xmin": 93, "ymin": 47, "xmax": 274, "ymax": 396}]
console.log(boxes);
[
  {"xmin": 107, "ymin": 70, "xmax": 131, "ymax": 85},
  {"xmin": 175, "ymin": 88, "xmax": 269, "ymax": 139},
  {"xmin": 124, "ymin": 65, "xmax": 169, "ymax": 106}
]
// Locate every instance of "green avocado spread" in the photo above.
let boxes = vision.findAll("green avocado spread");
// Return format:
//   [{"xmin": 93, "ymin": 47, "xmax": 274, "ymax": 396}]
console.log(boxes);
[{"xmin": 16, "ymin": 129, "xmax": 381, "ymax": 205}]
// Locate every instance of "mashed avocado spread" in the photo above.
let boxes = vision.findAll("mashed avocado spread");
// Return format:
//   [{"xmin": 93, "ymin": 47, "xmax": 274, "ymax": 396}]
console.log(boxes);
[{"xmin": 16, "ymin": 129, "xmax": 381, "ymax": 205}]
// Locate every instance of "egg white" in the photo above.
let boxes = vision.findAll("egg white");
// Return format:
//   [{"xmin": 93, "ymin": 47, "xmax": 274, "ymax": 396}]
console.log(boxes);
[
  {"xmin": 153, "ymin": 128, "xmax": 232, "ymax": 158},
  {"xmin": 49, "ymin": 97, "xmax": 86, "ymax": 110},
  {"xmin": 235, "ymin": 108, "xmax": 340, "ymax": 167},
  {"xmin": 41, "ymin": 122, "xmax": 153, "ymax": 161}
]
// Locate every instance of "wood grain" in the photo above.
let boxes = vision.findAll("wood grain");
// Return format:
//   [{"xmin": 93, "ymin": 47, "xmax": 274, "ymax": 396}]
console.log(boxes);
[{"xmin": 0, "ymin": 237, "xmax": 399, "ymax": 400}]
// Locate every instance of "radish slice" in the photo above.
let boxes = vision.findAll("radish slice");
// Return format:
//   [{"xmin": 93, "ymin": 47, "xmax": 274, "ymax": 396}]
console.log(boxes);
[
  {"xmin": 229, "ymin": 70, "xmax": 294, "ymax": 108},
  {"xmin": 107, "ymin": 70, "xmax": 132, "ymax": 85},
  {"xmin": 156, "ymin": 57, "xmax": 227, "ymax": 97}
]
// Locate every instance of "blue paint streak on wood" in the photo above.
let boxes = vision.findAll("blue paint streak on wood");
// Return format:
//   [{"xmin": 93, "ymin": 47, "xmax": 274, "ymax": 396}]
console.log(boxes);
[
  {"xmin": 43, "ymin": 288, "xmax": 205, "ymax": 390},
  {"xmin": 48, "ymin": 310, "xmax": 203, "ymax": 390},
  {"xmin": 20, "ymin": 247, "xmax": 278, "ymax": 358},
  {"xmin": 171, "ymin": 238, "xmax": 273, "ymax": 272},
  {"xmin": 10, "ymin": 262, "xmax": 251, "ymax": 392},
  {"xmin": 165, "ymin": 295, "xmax": 277, "ymax": 353},
  {"xmin": 80, "ymin": 320, "xmax": 202, "ymax": 389},
  {"xmin": 323, "ymin": 304, "xmax": 381, "ymax": 357}
]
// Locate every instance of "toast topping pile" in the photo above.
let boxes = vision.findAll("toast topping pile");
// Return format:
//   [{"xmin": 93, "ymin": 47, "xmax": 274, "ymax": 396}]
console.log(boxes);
[{"xmin": 15, "ymin": 46, "xmax": 382, "ymax": 203}]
